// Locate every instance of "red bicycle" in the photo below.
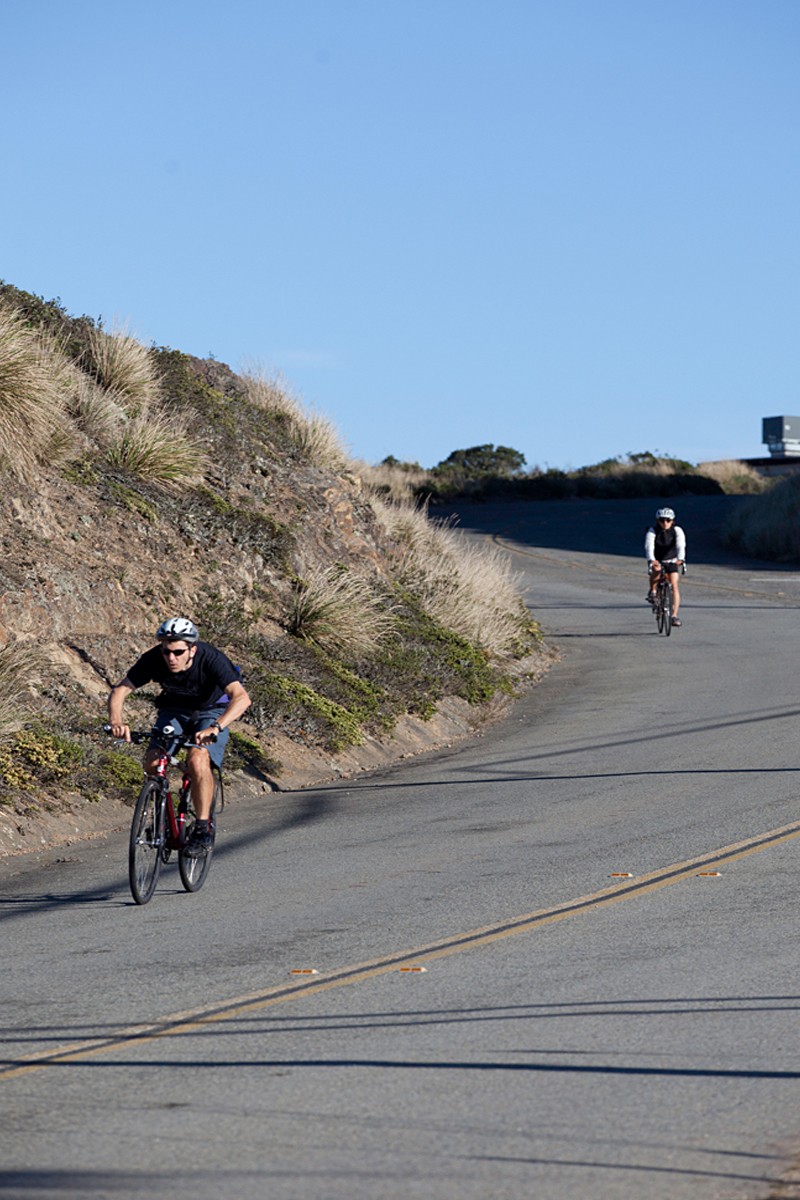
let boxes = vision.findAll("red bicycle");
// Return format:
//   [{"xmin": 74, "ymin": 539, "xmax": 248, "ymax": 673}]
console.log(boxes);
[
  {"xmin": 649, "ymin": 561, "xmax": 686, "ymax": 637},
  {"xmin": 107, "ymin": 723, "xmax": 224, "ymax": 904}
]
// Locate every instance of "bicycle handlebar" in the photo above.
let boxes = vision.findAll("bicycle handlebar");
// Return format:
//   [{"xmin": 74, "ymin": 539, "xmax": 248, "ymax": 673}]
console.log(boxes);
[
  {"xmin": 649, "ymin": 561, "xmax": 687, "ymax": 575},
  {"xmin": 102, "ymin": 723, "xmax": 216, "ymax": 748}
]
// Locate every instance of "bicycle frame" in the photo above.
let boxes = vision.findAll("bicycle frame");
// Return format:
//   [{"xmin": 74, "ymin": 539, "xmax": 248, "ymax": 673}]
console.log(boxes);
[
  {"xmin": 146, "ymin": 740, "xmax": 192, "ymax": 854},
  {"xmin": 650, "ymin": 561, "xmax": 683, "ymax": 636}
]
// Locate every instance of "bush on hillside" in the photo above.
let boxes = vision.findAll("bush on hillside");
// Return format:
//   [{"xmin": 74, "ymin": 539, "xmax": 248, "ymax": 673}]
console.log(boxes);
[
  {"xmin": 368, "ymin": 449, "xmax": 766, "ymax": 505},
  {"xmin": 698, "ymin": 459, "xmax": 770, "ymax": 495},
  {"xmin": 722, "ymin": 473, "xmax": 800, "ymax": 560}
]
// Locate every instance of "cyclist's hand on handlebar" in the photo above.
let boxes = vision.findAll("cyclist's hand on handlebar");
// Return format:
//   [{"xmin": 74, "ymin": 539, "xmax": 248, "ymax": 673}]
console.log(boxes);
[
  {"xmin": 194, "ymin": 726, "xmax": 218, "ymax": 746},
  {"xmin": 107, "ymin": 722, "xmax": 131, "ymax": 742}
]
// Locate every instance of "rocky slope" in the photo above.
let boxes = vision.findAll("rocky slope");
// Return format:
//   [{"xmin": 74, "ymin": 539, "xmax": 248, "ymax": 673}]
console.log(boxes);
[{"xmin": 0, "ymin": 285, "xmax": 550, "ymax": 857}]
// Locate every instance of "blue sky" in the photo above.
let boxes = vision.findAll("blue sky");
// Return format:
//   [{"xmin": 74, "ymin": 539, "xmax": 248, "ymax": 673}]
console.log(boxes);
[{"xmin": 3, "ymin": 1, "xmax": 798, "ymax": 470}]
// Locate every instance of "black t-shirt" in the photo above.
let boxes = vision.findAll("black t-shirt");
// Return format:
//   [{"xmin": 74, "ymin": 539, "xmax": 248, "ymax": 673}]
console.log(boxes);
[{"xmin": 125, "ymin": 642, "xmax": 239, "ymax": 711}]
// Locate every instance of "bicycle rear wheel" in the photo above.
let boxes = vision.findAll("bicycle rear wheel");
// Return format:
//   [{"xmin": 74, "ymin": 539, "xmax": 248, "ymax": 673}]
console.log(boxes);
[
  {"xmin": 129, "ymin": 780, "xmax": 163, "ymax": 904},
  {"xmin": 178, "ymin": 773, "xmax": 221, "ymax": 893}
]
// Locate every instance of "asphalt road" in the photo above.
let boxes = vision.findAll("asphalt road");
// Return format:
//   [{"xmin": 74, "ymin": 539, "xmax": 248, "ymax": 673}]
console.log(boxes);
[{"xmin": 2, "ymin": 496, "xmax": 800, "ymax": 1200}]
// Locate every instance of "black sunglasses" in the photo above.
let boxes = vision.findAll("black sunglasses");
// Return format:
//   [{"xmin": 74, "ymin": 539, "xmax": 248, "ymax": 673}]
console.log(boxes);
[{"xmin": 161, "ymin": 645, "xmax": 190, "ymax": 658}]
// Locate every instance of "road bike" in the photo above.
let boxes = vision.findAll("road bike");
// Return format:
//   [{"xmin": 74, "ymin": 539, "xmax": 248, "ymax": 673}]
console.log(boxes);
[
  {"xmin": 106, "ymin": 723, "xmax": 224, "ymax": 904},
  {"xmin": 649, "ymin": 561, "xmax": 684, "ymax": 636}
]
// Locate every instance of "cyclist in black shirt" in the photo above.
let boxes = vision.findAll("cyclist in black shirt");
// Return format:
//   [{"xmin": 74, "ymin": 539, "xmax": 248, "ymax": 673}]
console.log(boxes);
[{"xmin": 107, "ymin": 617, "xmax": 251, "ymax": 855}]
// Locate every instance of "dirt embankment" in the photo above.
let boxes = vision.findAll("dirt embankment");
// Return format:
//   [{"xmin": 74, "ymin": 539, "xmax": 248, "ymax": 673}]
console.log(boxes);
[{"xmin": 0, "ymin": 421, "xmax": 553, "ymax": 860}]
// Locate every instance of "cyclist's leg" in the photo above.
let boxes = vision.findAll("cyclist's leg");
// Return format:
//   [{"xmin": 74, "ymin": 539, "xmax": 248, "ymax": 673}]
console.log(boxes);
[
  {"xmin": 184, "ymin": 748, "xmax": 215, "ymax": 820},
  {"xmin": 185, "ymin": 711, "xmax": 228, "ymax": 822},
  {"xmin": 647, "ymin": 561, "xmax": 661, "ymax": 601},
  {"xmin": 666, "ymin": 568, "xmax": 681, "ymax": 617}
]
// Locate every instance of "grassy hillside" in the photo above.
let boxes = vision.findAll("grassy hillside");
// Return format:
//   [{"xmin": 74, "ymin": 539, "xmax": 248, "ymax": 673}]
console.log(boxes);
[
  {"xmin": 0, "ymin": 282, "xmax": 544, "ymax": 826},
  {"xmin": 722, "ymin": 472, "xmax": 800, "ymax": 561}
]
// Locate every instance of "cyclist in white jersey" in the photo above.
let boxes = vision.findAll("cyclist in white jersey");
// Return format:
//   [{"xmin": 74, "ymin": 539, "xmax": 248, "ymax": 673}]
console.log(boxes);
[{"xmin": 645, "ymin": 507, "xmax": 686, "ymax": 627}]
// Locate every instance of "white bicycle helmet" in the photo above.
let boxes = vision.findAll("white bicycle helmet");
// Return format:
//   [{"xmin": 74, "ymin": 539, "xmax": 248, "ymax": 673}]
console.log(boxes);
[
  {"xmin": 156, "ymin": 617, "xmax": 199, "ymax": 643},
  {"xmin": 655, "ymin": 507, "xmax": 675, "ymax": 520}
]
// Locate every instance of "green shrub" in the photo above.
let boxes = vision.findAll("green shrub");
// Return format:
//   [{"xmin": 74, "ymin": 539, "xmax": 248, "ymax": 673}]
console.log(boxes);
[
  {"xmin": 245, "ymin": 669, "xmax": 364, "ymax": 751},
  {"xmin": 0, "ymin": 727, "xmax": 83, "ymax": 791},
  {"xmin": 227, "ymin": 730, "xmax": 282, "ymax": 777},
  {"xmin": 98, "ymin": 749, "xmax": 144, "ymax": 791}
]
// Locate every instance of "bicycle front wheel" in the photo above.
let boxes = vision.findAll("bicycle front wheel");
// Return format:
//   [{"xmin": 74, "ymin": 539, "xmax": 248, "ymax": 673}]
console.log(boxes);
[
  {"xmin": 129, "ymin": 780, "xmax": 164, "ymax": 904},
  {"xmin": 663, "ymin": 583, "xmax": 673, "ymax": 636},
  {"xmin": 178, "ymin": 774, "xmax": 221, "ymax": 893},
  {"xmin": 656, "ymin": 588, "xmax": 667, "ymax": 634}
]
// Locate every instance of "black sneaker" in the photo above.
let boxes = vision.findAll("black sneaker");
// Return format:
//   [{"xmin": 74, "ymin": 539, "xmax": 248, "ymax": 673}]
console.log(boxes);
[
  {"xmin": 671, "ymin": 617, "xmax": 682, "ymax": 627},
  {"xmin": 646, "ymin": 592, "xmax": 656, "ymax": 605},
  {"xmin": 184, "ymin": 824, "xmax": 214, "ymax": 857}
]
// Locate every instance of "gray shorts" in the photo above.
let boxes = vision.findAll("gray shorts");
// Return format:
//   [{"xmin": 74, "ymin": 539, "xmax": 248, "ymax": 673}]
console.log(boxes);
[{"xmin": 151, "ymin": 708, "xmax": 229, "ymax": 770}]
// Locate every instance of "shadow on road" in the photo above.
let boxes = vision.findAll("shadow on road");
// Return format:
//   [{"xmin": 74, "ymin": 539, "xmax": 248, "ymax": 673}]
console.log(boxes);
[
  {"xmin": 435, "ymin": 495, "xmax": 787, "ymax": 571},
  {"xmin": 0, "ymin": 790, "xmax": 337, "ymax": 919}
]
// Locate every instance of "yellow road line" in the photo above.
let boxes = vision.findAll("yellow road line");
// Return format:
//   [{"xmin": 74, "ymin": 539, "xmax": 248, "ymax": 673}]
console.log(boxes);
[{"xmin": 3, "ymin": 819, "xmax": 800, "ymax": 1081}]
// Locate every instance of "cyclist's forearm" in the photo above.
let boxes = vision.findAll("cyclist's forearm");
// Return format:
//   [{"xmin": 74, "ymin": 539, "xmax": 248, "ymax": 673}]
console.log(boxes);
[
  {"xmin": 107, "ymin": 680, "xmax": 135, "ymax": 725},
  {"xmin": 215, "ymin": 691, "xmax": 252, "ymax": 731}
]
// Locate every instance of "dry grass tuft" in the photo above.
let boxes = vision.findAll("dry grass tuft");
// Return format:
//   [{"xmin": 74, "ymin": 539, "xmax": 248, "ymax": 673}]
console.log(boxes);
[
  {"xmin": 359, "ymin": 460, "xmax": 427, "ymax": 504},
  {"xmin": 371, "ymin": 497, "xmax": 529, "ymax": 654},
  {"xmin": 242, "ymin": 368, "xmax": 350, "ymax": 471},
  {"xmin": 293, "ymin": 409, "xmax": 349, "ymax": 470},
  {"xmin": 723, "ymin": 473, "xmax": 800, "ymax": 560},
  {"xmin": 0, "ymin": 639, "xmax": 47, "ymax": 741},
  {"xmin": 69, "ymin": 375, "xmax": 130, "ymax": 448},
  {"xmin": 698, "ymin": 460, "xmax": 770, "ymax": 495},
  {"xmin": 85, "ymin": 325, "xmax": 161, "ymax": 411},
  {"xmin": 0, "ymin": 307, "xmax": 75, "ymax": 479},
  {"xmin": 240, "ymin": 366, "xmax": 298, "ymax": 418},
  {"xmin": 287, "ymin": 565, "xmax": 394, "ymax": 656},
  {"xmin": 106, "ymin": 404, "xmax": 207, "ymax": 490}
]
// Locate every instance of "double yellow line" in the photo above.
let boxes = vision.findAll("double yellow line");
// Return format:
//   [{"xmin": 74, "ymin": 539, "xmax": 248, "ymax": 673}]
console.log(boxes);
[{"xmin": 4, "ymin": 819, "xmax": 800, "ymax": 1082}]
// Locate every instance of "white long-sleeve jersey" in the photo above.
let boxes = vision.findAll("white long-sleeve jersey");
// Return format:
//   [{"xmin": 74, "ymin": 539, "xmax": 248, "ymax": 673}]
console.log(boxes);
[{"xmin": 645, "ymin": 524, "xmax": 686, "ymax": 563}]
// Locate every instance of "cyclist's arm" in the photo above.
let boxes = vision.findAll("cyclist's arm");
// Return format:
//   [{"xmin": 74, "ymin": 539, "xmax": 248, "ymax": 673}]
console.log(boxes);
[
  {"xmin": 107, "ymin": 677, "xmax": 136, "ymax": 741},
  {"xmin": 195, "ymin": 680, "xmax": 252, "ymax": 745},
  {"xmin": 644, "ymin": 529, "xmax": 656, "ymax": 562},
  {"xmin": 675, "ymin": 526, "xmax": 687, "ymax": 561},
  {"xmin": 214, "ymin": 680, "xmax": 251, "ymax": 731}
]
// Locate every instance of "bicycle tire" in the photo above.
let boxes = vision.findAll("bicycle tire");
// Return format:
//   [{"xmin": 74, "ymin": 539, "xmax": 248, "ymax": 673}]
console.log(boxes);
[
  {"xmin": 655, "ymin": 586, "xmax": 666, "ymax": 634},
  {"xmin": 178, "ymin": 773, "xmax": 221, "ymax": 893},
  {"xmin": 664, "ymin": 582, "xmax": 673, "ymax": 637},
  {"xmin": 129, "ymin": 780, "xmax": 164, "ymax": 905}
]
